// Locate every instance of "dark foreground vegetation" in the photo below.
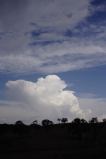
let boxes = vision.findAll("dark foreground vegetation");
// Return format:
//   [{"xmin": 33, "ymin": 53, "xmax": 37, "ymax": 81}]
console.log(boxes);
[{"xmin": 0, "ymin": 118, "xmax": 106, "ymax": 159}]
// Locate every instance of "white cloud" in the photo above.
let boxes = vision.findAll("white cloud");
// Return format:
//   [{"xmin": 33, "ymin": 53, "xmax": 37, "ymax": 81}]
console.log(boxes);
[
  {"xmin": 79, "ymin": 97, "xmax": 106, "ymax": 121},
  {"xmin": 0, "ymin": 75, "xmax": 106, "ymax": 123},
  {"xmin": 0, "ymin": 75, "xmax": 87, "ymax": 123}
]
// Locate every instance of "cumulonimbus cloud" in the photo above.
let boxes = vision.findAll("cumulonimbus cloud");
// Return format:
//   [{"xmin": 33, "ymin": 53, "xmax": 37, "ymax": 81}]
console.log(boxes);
[{"xmin": 3, "ymin": 75, "xmax": 89, "ymax": 122}]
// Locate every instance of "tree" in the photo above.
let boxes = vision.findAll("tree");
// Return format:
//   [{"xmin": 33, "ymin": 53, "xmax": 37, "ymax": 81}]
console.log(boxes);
[
  {"xmin": 57, "ymin": 118, "xmax": 61, "ymax": 123},
  {"xmin": 32, "ymin": 120, "xmax": 38, "ymax": 125},
  {"xmin": 89, "ymin": 117, "xmax": 98, "ymax": 123},
  {"xmin": 80, "ymin": 119, "xmax": 87, "ymax": 124},
  {"xmin": 72, "ymin": 118, "xmax": 81, "ymax": 124},
  {"xmin": 61, "ymin": 118, "xmax": 68, "ymax": 123},
  {"xmin": 42, "ymin": 119, "xmax": 53, "ymax": 127},
  {"xmin": 103, "ymin": 119, "xmax": 106, "ymax": 123},
  {"xmin": 15, "ymin": 120, "xmax": 24, "ymax": 125},
  {"xmin": 14, "ymin": 120, "xmax": 25, "ymax": 135}
]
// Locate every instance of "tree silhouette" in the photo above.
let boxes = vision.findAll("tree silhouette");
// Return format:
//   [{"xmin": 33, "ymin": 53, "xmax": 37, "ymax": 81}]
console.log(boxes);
[
  {"xmin": 14, "ymin": 120, "xmax": 25, "ymax": 135},
  {"xmin": 15, "ymin": 120, "xmax": 24, "ymax": 125},
  {"xmin": 57, "ymin": 118, "xmax": 61, "ymax": 124},
  {"xmin": 42, "ymin": 119, "xmax": 53, "ymax": 126},
  {"xmin": 80, "ymin": 119, "xmax": 87, "ymax": 123},
  {"xmin": 89, "ymin": 117, "xmax": 98, "ymax": 123},
  {"xmin": 103, "ymin": 119, "xmax": 106, "ymax": 123},
  {"xmin": 32, "ymin": 120, "xmax": 38, "ymax": 125},
  {"xmin": 61, "ymin": 118, "xmax": 68, "ymax": 123},
  {"xmin": 72, "ymin": 118, "xmax": 81, "ymax": 124}
]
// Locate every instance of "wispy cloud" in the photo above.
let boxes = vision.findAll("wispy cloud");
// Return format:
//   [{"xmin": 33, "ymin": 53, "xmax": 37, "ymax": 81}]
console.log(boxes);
[
  {"xmin": 0, "ymin": 0, "xmax": 106, "ymax": 74},
  {"xmin": 0, "ymin": 41, "xmax": 106, "ymax": 73}
]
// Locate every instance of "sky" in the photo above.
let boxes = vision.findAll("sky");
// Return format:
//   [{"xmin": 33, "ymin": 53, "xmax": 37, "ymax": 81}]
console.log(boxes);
[{"xmin": 0, "ymin": 0, "xmax": 106, "ymax": 124}]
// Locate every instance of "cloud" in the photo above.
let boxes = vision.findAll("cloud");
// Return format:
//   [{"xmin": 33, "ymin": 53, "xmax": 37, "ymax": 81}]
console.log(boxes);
[
  {"xmin": 0, "ymin": 0, "xmax": 97, "ymax": 73},
  {"xmin": 79, "ymin": 97, "xmax": 106, "ymax": 121},
  {"xmin": 0, "ymin": 41, "xmax": 106, "ymax": 73},
  {"xmin": 0, "ymin": 75, "xmax": 106, "ymax": 123},
  {"xmin": 0, "ymin": 75, "xmax": 87, "ymax": 123},
  {"xmin": 0, "ymin": 0, "xmax": 90, "ymax": 32},
  {"xmin": 0, "ymin": 0, "xmax": 106, "ymax": 74}
]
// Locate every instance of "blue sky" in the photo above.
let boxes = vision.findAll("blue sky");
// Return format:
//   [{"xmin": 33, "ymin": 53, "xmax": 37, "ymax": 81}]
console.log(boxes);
[
  {"xmin": 0, "ymin": 0, "xmax": 106, "ymax": 123},
  {"xmin": 0, "ymin": 65, "xmax": 106, "ymax": 98}
]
